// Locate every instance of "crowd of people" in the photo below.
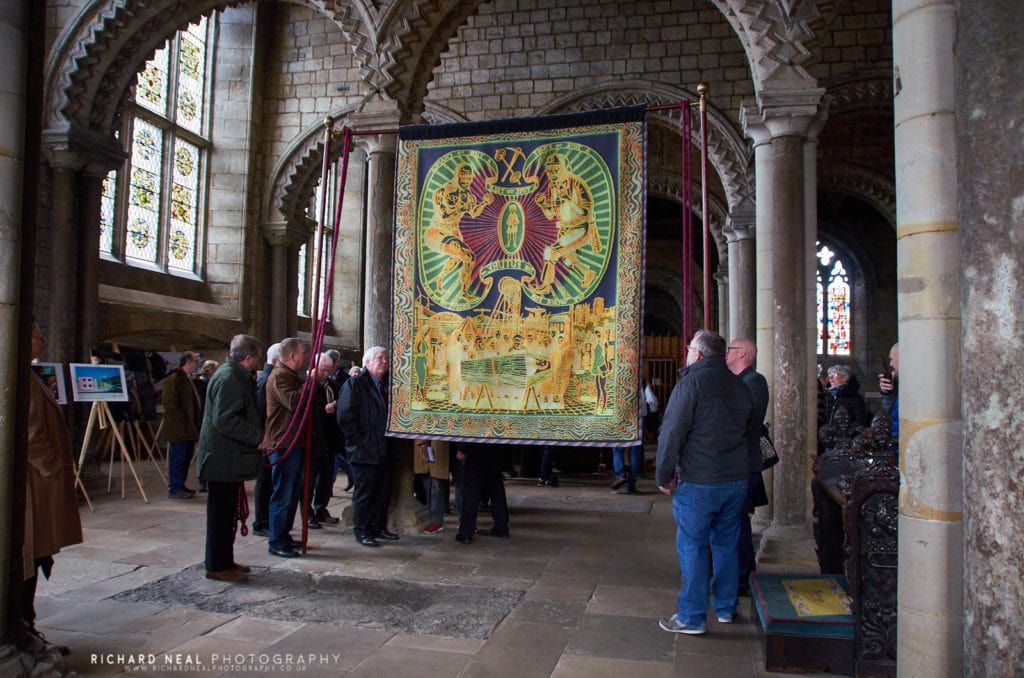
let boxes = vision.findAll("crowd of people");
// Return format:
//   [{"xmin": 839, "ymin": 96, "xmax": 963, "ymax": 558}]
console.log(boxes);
[{"xmin": 23, "ymin": 323, "xmax": 899, "ymax": 652}]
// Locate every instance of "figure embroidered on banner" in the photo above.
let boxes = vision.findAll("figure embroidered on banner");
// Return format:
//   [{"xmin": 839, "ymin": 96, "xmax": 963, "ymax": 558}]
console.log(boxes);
[
  {"xmin": 424, "ymin": 162, "xmax": 494, "ymax": 301},
  {"xmin": 530, "ymin": 153, "xmax": 603, "ymax": 295}
]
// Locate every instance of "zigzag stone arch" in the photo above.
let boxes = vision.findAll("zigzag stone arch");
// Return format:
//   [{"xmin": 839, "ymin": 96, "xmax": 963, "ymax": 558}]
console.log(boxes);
[
  {"xmin": 825, "ymin": 72, "xmax": 894, "ymax": 117},
  {"xmin": 269, "ymin": 108, "xmax": 362, "ymax": 229},
  {"xmin": 313, "ymin": 0, "xmax": 486, "ymax": 120},
  {"xmin": 707, "ymin": 0, "xmax": 839, "ymax": 92},
  {"xmin": 818, "ymin": 163, "xmax": 896, "ymax": 229},
  {"xmin": 647, "ymin": 171, "xmax": 729, "ymax": 263},
  {"xmin": 44, "ymin": 0, "xmax": 253, "ymax": 140},
  {"xmin": 539, "ymin": 81, "xmax": 754, "ymax": 213}
]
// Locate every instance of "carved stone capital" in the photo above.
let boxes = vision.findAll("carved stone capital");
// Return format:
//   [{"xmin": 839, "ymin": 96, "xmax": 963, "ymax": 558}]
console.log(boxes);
[
  {"xmin": 42, "ymin": 123, "xmax": 126, "ymax": 175},
  {"xmin": 350, "ymin": 93, "xmax": 402, "ymax": 155},
  {"xmin": 261, "ymin": 220, "xmax": 312, "ymax": 248},
  {"xmin": 724, "ymin": 204, "xmax": 757, "ymax": 243},
  {"xmin": 742, "ymin": 88, "xmax": 829, "ymax": 142}
]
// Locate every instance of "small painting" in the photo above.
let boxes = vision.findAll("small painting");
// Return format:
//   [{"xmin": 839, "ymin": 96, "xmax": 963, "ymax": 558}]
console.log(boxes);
[
  {"xmin": 31, "ymin": 362, "xmax": 68, "ymax": 405},
  {"xmin": 69, "ymin": 363, "xmax": 130, "ymax": 403}
]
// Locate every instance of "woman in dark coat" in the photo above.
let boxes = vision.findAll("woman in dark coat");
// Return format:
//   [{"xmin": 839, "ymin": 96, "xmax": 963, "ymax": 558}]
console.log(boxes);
[{"xmin": 824, "ymin": 365, "xmax": 869, "ymax": 426}]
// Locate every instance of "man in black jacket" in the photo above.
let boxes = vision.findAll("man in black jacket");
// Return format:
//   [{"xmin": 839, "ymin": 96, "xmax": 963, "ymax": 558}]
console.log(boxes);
[
  {"xmin": 337, "ymin": 346, "xmax": 396, "ymax": 547},
  {"xmin": 655, "ymin": 330, "xmax": 753, "ymax": 636}
]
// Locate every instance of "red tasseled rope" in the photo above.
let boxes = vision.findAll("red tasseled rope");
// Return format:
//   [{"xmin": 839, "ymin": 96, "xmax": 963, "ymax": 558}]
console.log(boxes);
[
  {"xmin": 264, "ymin": 129, "xmax": 354, "ymax": 466},
  {"xmin": 680, "ymin": 102, "xmax": 695, "ymax": 344}
]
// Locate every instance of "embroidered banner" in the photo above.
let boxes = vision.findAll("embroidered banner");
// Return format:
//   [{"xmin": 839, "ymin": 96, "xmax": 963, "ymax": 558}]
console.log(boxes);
[{"xmin": 389, "ymin": 106, "xmax": 646, "ymax": 445}]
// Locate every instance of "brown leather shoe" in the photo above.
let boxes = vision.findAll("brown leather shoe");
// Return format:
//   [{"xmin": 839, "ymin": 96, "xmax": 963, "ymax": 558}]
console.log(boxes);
[
  {"xmin": 206, "ymin": 568, "xmax": 247, "ymax": 582},
  {"xmin": 233, "ymin": 563, "xmax": 252, "ymax": 573}
]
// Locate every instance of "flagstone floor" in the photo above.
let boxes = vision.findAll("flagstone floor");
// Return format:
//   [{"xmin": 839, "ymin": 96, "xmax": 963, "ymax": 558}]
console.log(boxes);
[{"xmin": 35, "ymin": 460, "xmax": 834, "ymax": 677}]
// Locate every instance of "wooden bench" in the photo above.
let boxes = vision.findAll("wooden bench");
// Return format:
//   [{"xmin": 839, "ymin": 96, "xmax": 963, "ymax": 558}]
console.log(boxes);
[{"xmin": 813, "ymin": 409, "xmax": 899, "ymax": 676}]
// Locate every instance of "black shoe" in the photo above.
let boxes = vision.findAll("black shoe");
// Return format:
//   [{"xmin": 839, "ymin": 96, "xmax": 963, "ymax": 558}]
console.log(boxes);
[
  {"xmin": 268, "ymin": 547, "xmax": 300, "ymax": 558},
  {"xmin": 344, "ymin": 477, "xmax": 354, "ymax": 492},
  {"xmin": 168, "ymin": 488, "xmax": 195, "ymax": 499},
  {"xmin": 307, "ymin": 519, "xmax": 322, "ymax": 529},
  {"xmin": 537, "ymin": 477, "xmax": 558, "ymax": 487},
  {"xmin": 455, "ymin": 533, "xmax": 473, "ymax": 545},
  {"xmin": 357, "ymin": 535, "xmax": 380, "ymax": 547},
  {"xmin": 476, "ymin": 527, "xmax": 510, "ymax": 538},
  {"xmin": 316, "ymin": 510, "xmax": 340, "ymax": 525},
  {"xmin": 375, "ymin": 529, "xmax": 399, "ymax": 541},
  {"xmin": 610, "ymin": 476, "xmax": 626, "ymax": 491},
  {"xmin": 251, "ymin": 526, "xmax": 269, "ymax": 537}
]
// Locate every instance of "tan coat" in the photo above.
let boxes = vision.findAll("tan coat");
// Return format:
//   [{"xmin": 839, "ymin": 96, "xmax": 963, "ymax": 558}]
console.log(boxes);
[
  {"xmin": 25, "ymin": 372, "xmax": 83, "ymax": 578},
  {"xmin": 413, "ymin": 439, "xmax": 450, "ymax": 480},
  {"xmin": 160, "ymin": 368, "xmax": 202, "ymax": 442}
]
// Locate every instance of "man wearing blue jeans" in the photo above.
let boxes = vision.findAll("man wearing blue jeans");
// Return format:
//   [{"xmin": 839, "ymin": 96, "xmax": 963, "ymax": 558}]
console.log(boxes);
[
  {"xmin": 163, "ymin": 352, "xmax": 202, "ymax": 499},
  {"xmin": 260, "ymin": 337, "xmax": 309, "ymax": 558},
  {"xmin": 655, "ymin": 330, "xmax": 753, "ymax": 635}
]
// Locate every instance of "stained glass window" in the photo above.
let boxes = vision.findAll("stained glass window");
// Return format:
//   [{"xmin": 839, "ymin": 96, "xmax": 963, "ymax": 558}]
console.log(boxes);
[
  {"xmin": 175, "ymin": 17, "xmax": 207, "ymax": 133},
  {"xmin": 817, "ymin": 243, "xmax": 851, "ymax": 356},
  {"xmin": 100, "ymin": 170, "xmax": 117, "ymax": 255},
  {"xmin": 103, "ymin": 18, "xmax": 213, "ymax": 275},
  {"xmin": 136, "ymin": 45, "xmax": 169, "ymax": 114},
  {"xmin": 126, "ymin": 119, "xmax": 163, "ymax": 263}
]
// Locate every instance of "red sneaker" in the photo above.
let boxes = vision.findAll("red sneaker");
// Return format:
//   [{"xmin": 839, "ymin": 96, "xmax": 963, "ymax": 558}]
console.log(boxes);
[{"xmin": 423, "ymin": 521, "xmax": 445, "ymax": 534}]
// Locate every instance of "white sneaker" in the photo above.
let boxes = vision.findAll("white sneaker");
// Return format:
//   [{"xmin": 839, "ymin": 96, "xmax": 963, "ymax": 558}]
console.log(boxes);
[
  {"xmin": 717, "ymin": 613, "xmax": 735, "ymax": 624},
  {"xmin": 658, "ymin": 614, "xmax": 707, "ymax": 635}
]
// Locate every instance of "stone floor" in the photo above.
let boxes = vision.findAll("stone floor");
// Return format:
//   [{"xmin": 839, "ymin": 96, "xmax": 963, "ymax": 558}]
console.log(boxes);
[{"xmin": 35, "ymin": 460, "xmax": 834, "ymax": 677}]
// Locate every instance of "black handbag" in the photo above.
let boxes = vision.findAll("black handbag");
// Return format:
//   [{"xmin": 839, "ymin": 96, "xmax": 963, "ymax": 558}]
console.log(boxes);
[{"xmin": 760, "ymin": 424, "xmax": 780, "ymax": 470}]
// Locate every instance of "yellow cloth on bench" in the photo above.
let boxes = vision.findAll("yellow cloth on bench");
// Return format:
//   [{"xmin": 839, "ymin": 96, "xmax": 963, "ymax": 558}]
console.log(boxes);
[{"xmin": 782, "ymin": 578, "xmax": 853, "ymax": 617}]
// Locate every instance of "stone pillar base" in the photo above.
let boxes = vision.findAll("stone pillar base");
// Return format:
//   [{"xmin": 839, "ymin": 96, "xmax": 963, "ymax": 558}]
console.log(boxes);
[{"xmin": 755, "ymin": 521, "xmax": 819, "ymax": 571}]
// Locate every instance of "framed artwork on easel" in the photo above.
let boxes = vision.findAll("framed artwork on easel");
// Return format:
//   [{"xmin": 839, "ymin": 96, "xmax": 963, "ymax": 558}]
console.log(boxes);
[
  {"xmin": 30, "ymin": 362, "xmax": 67, "ymax": 405},
  {"xmin": 68, "ymin": 363, "xmax": 129, "ymax": 402}
]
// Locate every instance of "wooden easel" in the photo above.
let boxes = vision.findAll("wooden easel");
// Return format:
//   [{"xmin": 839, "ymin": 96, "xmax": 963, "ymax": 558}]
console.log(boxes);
[
  {"xmin": 123, "ymin": 419, "xmax": 167, "ymax": 484},
  {"xmin": 78, "ymin": 401, "xmax": 149, "ymax": 503}
]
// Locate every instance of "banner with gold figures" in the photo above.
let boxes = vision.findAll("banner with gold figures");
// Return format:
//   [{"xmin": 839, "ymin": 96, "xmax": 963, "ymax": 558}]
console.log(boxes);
[{"xmin": 389, "ymin": 106, "xmax": 646, "ymax": 445}]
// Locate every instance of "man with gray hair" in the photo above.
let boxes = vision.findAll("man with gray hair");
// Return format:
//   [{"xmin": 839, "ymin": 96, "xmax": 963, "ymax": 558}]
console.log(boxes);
[
  {"xmin": 337, "ymin": 346, "xmax": 396, "ymax": 547},
  {"xmin": 261, "ymin": 337, "xmax": 309, "ymax": 558},
  {"xmin": 656, "ymin": 330, "xmax": 753, "ymax": 635},
  {"xmin": 197, "ymin": 334, "xmax": 263, "ymax": 582}
]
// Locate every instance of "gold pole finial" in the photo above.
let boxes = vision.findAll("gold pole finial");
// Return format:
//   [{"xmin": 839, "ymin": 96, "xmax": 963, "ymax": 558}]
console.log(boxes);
[
  {"xmin": 697, "ymin": 83, "xmax": 708, "ymax": 112},
  {"xmin": 324, "ymin": 116, "xmax": 335, "ymax": 129}
]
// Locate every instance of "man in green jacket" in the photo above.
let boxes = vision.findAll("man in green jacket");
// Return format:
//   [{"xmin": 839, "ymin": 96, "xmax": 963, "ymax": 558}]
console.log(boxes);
[
  {"xmin": 196, "ymin": 335, "xmax": 264, "ymax": 582},
  {"xmin": 162, "ymin": 351, "xmax": 202, "ymax": 499}
]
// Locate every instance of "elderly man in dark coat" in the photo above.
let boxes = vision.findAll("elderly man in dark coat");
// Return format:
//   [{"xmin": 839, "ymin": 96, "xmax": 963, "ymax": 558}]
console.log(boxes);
[
  {"xmin": 337, "ymin": 346, "xmax": 396, "ymax": 548},
  {"xmin": 196, "ymin": 335, "xmax": 263, "ymax": 582},
  {"xmin": 655, "ymin": 330, "xmax": 753, "ymax": 636}
]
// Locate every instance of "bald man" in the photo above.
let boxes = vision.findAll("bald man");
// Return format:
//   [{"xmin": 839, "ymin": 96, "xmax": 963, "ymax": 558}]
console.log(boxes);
[{"xmin": 725, "ymin": 338, "xmax": 769, "ymax": 595}]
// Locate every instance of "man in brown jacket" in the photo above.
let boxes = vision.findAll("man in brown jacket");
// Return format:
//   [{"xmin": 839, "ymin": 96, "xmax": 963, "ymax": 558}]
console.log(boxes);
[
  {"xmin": 25, "ymin": 323, "xmax": 83, "ymax": 652},
  {"xmin": 162, "ymin": 351, "xmax": 203, "ymax": 499},
  {"xmin": 261, "ymin": 337, "xmax": 309, "ymax": 558}
]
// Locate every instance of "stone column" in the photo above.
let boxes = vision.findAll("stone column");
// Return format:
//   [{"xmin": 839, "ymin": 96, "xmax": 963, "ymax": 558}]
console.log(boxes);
[
  {"xmin": 893, "ymin": 1, "xmax": 963, "ymax": 674},
  {"xmin": 724, "ymin": 205, "xmax": 756, "ymax": 342},
  {"xmin": 77, "ymin": 170, "xmax": 104, "ymax": 360},
  {"xmin": 713, "ymin": 268, "xmax": 728, "ymax": 337},
  {"xmin": 347, "ymin": 98, "xmax": 425, "ymax": 532},
  {"xmin": 43, "ymin": 161, "xmax": 79, "ymax": 364},
  {"xmin": 349, "ymin": 98, "xmax": 400, "ymax": 351},
  {"xmin": 0, "ymin": 0, "xmax": 26, "ymax": 652},
  {"xmin": 956, "ymin": 3, "xmax": 1023, "ymax": 675},
  {"xmin": 743, "ymin": 89, "xmax": 825, "ymax": 529},
  {"xmin": 262, "ymin": 221, "xmax": 309, "ymax": 342}
]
